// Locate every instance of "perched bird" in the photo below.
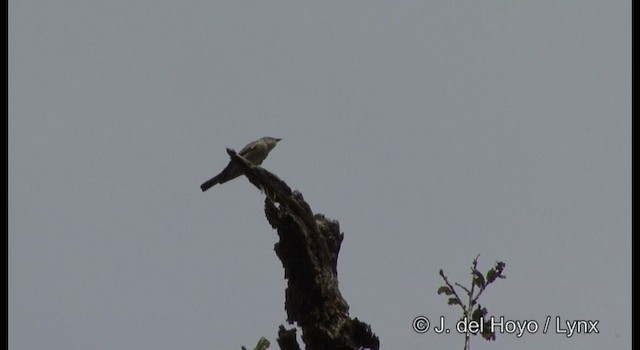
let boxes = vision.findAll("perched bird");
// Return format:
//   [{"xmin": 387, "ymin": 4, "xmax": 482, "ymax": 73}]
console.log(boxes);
[{"xmin": 200, "ymin": 137, "xmax": 282, "ymax": 192}]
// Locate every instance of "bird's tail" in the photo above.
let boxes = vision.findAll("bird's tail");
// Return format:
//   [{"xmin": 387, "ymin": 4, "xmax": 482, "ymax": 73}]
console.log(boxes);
[{"xmin": 200, "ymin": 175, "xmax": 220, "ymax": 192}]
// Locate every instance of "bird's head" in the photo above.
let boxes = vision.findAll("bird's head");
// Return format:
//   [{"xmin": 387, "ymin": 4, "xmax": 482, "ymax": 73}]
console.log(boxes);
[{"xmin": 263, "ymin": 137, "xmax": 282, "ymax": 150}]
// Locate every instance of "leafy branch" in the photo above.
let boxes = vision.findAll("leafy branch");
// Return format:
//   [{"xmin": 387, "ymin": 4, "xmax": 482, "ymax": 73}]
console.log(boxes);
[{"xmin": 438, "ymin": 255, "xmax": 506, "ymax": 350}]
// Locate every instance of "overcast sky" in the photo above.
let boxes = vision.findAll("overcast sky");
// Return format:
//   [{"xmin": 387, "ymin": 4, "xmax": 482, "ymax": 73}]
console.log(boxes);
[{"xmin": 9, "ymin": 1, "xmax": 630, "ymax": 349}]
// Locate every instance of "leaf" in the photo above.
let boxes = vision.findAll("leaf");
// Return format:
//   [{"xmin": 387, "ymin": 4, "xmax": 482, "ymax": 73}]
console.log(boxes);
[
  {"xmin": 486, "ymin": 269, "xmax": 497, "ymax": 283},
  {"xmin": 481, "ymin": 323, "xmax": 496, "ymax": 341},
  {"xmin": 437, "ymin": 286, "xmax": 454, "ymax": 295},
  {"xmin": 473, "ymin": 270, "xmax": 485, "ymax": 288},
  {"xmin": 471, "ymin": 308, "xmax": 483, "ymax": 321}
]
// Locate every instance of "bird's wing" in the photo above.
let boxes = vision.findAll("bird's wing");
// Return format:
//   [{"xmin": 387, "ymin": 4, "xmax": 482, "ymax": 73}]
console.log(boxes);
[
  {"xmin": 238, "ymin": 141, "xmax": 267, "ymax": 158},
  {"xmin": 238, "ymin": 141, "xmax": 259, "ymax": 156}
]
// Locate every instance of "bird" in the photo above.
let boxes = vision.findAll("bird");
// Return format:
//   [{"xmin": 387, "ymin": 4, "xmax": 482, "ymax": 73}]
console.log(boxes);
[{"xmin": 200, "ymin": 137, "xmax": 282, "ymax": 192}]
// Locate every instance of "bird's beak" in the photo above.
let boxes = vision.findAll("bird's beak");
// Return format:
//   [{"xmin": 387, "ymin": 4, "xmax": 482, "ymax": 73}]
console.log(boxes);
[{"xmin": 276, "ymin": 138, "xmax": 282, "ymax": 142}]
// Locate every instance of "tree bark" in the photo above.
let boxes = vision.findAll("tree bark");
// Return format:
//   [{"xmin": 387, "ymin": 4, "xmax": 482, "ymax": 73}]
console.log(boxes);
[{"xmin": 226, "ymin": 148, "xmax": 379, "ymax": 350}]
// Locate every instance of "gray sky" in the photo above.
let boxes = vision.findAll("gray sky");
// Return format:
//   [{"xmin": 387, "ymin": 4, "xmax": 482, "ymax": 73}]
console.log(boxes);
[{"xmin": 9, "ymin": 1, "xmax": 630, "ymax": 349}]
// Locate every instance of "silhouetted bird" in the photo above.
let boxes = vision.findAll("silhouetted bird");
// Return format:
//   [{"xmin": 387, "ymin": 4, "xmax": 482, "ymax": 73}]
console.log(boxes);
[{"xmin": 200, "ymin": 137, "xmax": 281, "ymax": 192}]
